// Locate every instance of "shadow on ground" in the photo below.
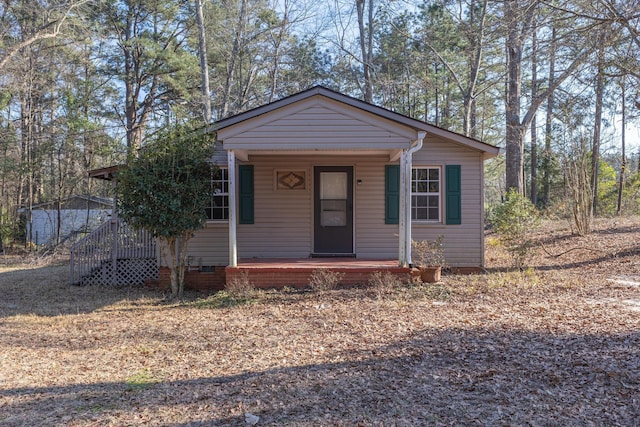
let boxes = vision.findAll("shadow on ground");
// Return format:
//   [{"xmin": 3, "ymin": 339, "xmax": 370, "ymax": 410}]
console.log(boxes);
[
  {"xmin": 2, "ymin": 327, "xmax": 638, "ymax": 426},
  {"xmin": 532, "ymin": 244, "xmax": 640, "ymax": 272},
  {"xmin": 0, "ymin": 264, "xmax": 164, "ymax": 317}
]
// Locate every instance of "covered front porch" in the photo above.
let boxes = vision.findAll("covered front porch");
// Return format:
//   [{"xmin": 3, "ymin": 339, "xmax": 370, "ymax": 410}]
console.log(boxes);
[{"xmin": 216, "ymin": 87, "xmax": 430, "ymax": 270}]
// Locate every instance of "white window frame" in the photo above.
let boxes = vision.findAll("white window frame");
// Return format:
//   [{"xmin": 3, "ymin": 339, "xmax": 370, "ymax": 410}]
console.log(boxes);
[
  {"xmin": 411, "ymin": 166, "xmax": 441, "ymax": 223},
  {"xmin": 206, "ymin": 167, "xmax": 229, "ymax": 222}
]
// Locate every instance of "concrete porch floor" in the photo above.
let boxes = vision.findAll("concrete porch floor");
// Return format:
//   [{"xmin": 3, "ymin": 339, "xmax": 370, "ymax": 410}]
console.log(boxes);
[{"xmin": 226, "ymin": 258, "xmax": 412, "ymax": 288}]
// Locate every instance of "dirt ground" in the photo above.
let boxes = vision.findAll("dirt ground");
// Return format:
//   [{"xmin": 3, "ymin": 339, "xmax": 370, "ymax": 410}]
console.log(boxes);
[{"xmin": 0, "ymin": 218, "xmax": 639, "ymax": 426}]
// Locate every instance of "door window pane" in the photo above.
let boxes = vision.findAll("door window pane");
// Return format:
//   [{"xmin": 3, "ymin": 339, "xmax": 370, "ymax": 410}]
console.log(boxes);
[
  {"xmin": 321, "ymin": 172, "xmax": 347, "ymax": 199},
  {"xmin": 320, "ymin": 172, "xmax": 347, "ymax": 226}
]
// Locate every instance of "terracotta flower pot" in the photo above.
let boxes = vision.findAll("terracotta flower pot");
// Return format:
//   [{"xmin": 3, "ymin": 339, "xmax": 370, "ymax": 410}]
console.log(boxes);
[{"xmin": 420, "ymin": 266, "xmax": 442, "ymax": 283}]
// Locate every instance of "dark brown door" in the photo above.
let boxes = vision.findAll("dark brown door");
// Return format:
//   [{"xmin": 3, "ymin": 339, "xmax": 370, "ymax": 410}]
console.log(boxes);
[{"xmin": 314, "ymin": 166, "xmax": 353, "ymax": 255}]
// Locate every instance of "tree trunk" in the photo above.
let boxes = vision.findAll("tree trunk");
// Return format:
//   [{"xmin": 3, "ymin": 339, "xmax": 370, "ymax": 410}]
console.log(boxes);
[
  {"xmin": 542, "ymin": 27, "xmax": 556, "ymax": 207},
  {"xmin": 504, "ymin": 0, "xmax": 525, "ymax": 193},
  {"xmin": 268, "ymin": 0, "xmax": 289, "ymax": 103},
  {"xmin": 356, "ymin": 0, "xmax": 374, "ymax": 102},
  {"xmin": 617, "ymin": 79, "xmax": 626, "ymax": 215},
  {"xmin": 159, "ymin": 233, "xmax": 193, "ymax": 298},
  {"xmin": 566, "ymin": 137, "xmax": 592, "ymax": 235},
  {"xmin": 504, "ymin": 1, "xmax": 589, "ymax": 194},
  {"xmin": 530, "ymin": 25, "xmax": 538, "ymax": 205},
  {"xmin": 160, "ymin": 237, "xmax": 180, "ymax": 298},
  {"xmin": 222, "ymin": 0, "xmax": 248, "ymax": 118},
  {"xmin": 465, "ymin": 0, "xmax": 487, "ymax": 138},
  {"xmin": 591, "ymin": 35, "xmax": 605, "ymax": 216},
  {"xmin": 195, "ymin": 0, "xmax": 212, "ymax": 123}
]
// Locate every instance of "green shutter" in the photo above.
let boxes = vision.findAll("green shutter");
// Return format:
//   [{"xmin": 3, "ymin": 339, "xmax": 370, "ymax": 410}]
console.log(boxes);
[
  {"xmin": 238, "ymin": 165, "xmax": 254, "ymax": 224},
  {"xmin": 385, "ymin": 165, "xmax": 400, "ymax": 224},
  {"xmin": 445, "ymin": 165, "xmax": 461, "ymax": 225}
]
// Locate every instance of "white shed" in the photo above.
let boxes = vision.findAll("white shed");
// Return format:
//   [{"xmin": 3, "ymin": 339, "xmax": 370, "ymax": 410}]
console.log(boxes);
[{"xmin": 22, "ymin": 195, "xmax": 113, "ymax": 246}]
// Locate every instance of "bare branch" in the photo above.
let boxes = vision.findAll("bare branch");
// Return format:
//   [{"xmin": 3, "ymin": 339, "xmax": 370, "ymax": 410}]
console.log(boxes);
[{"xmin": 0, "ymin": 0, "xmax": 91, "ymax": 71}]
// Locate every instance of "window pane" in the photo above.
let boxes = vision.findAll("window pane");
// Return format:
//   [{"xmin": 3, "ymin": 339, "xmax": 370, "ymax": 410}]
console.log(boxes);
[
  {"xmin": 411, "ymin": 168, "xmax": 440, "ymax": 221},
  {"xmin": 207, "ymin": 169, "xmax": 229, "ymax": 221}
]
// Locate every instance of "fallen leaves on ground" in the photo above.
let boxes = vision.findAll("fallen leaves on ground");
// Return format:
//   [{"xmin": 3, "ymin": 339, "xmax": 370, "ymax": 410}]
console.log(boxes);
[{"xmin": 0, "ymin": 217, "xmax": 639, "ymax": 426}]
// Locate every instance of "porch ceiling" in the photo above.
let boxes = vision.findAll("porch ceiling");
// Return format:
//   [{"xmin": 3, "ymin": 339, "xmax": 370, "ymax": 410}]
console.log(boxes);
[
  {"xmin": 235, "ymin": 258, "xmax": 402, "ymax": 269},
  {"xmin": 232, "ymin": 148, "xmax": 402, "ymax": 161}
]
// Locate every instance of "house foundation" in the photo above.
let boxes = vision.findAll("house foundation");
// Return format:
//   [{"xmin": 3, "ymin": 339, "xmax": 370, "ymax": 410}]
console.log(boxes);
[{"xmin": 150, "ymin": 259, "xmax": 413, "ymax": 291}]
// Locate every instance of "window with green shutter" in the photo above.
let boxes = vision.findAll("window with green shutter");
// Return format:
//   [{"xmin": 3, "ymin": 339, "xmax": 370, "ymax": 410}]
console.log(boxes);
[
  {"xmin": 238, "ymin": 165, "xmax": 254, "ymax": 224},
  {"xmin": 387, "ymin": 164, "xmax": 461, "ymax": 225}
]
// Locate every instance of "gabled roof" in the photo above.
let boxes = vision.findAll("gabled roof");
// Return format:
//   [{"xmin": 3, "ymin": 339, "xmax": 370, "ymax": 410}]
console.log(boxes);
[{"xmin": 211, "ymin": 86, "xmax": 500, "ymax": 159}]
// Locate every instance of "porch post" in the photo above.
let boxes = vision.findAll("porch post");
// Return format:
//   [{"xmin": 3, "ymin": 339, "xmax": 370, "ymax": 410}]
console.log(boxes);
[
  {"xmin": 111, "ymin": 194, "xmax": 118, "ymax": 285},
  {"xmin": 227, "ymin": 149, "xmax": 238, "ymax": 267},
  {"xmin": 111, "ymin": 217, "xmax": 118, "ymax": 285},
  {"xmin": 404, "ymin": 150, "xmax": 413, "ymax": 267},
  {"xmin": 404, "ymin": 132, "xmax": 425, "ymax": 267},
  {"xmin": 399, "ymin": 150, "xmax": 408, "ymax": 267}
]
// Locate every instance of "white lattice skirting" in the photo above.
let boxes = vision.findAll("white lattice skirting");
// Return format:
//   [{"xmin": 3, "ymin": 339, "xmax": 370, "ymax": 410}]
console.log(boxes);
[{"xmin": 78, "ymin": 258, "xmax": 158, "ymax": 286}]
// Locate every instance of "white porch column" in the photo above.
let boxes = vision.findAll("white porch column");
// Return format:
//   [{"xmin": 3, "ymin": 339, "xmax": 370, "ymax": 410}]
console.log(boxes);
[
  {"xmin": 402, "ymin": 132, "xmax": 425, "ymax": 268},
  {"xmin": 399, "ymin": 150, "xmax": 408, "ymax": 267},
  {"xmin": 227, "ymin": 149, "xmax": 238, "ymax": 267},
  {"xmin": 404, "ymin": 150, "xmax": 413, "ymax": 267}
]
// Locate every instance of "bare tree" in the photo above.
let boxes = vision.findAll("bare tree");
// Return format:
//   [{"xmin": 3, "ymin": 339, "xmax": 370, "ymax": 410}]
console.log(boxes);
[
  {"xmin": 221, "ymin": 0, "xmax": 249, "ymax": 118},
  {"xmin": 591, "ymin": 33, "xmax": 605, "ymax": 215},
  {"xmin": 565, "ymin": 135, "xmax": 593, "ymax": 235},
  {"xmin": 617, "ymin": 76, "xmax": 627, "ymax": 215},
  {"xmin": 422, "ymin": 0, "xmax": 492, "ymax": 138},
  {"xmin": 0, "ymin": 0, "xmax": 90, "ymax": 72},
  {"xmin": 503, "ymin": 0, "xmax": 595, "ymax": 193},
  {"xmin": 530, "ymin": 21, "xmax": 538, "ymax": 204},
  {"xmin": 195, "ymin": 0, "xmax": 212, "ymax": 123},
  {"xmin": 355, "ymin": 0, "xmax": 374, "ymax": 102},
  {"xmin": 542, "ymin": 26, "xmax": 556, "ymax": 207}
]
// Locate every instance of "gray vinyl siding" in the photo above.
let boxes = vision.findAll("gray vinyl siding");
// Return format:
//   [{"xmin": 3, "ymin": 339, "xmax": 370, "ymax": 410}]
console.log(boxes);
[
  {"xmin": 237, "ymin": 156, "xmax": 313, "ymax": 257},
  {"xmin": 218, "ymin": 98, "xmax": 416, "ymax": 150},
  {"xmin": 411, "ymin": 137, "xmax": 484, "ymax": 267},
  {"xmin": 185, "ymin": 223, "xmax": 229, "ymax": 267},
  {"xmin": 354, "ymin": 158, "xmax": 399, "ymax": 259},
  {"xmin": 211, "ymin": 146, "xmax": 227, "ymax": 165}
]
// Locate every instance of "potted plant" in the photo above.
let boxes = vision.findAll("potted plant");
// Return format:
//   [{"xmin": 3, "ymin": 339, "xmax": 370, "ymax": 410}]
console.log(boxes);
[{"xmin": 411, "ymin": 235, "xmax": 446, "ymax": 283}]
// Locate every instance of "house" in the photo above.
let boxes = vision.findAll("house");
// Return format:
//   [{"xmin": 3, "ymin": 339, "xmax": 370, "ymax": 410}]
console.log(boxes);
[
  {"xmin": 21, "ymin": 195, "xmax": 112, "ymax": 246},
  {"xmin": 164, "ymin": 86, "xmax": 499, "ymax": 290}
]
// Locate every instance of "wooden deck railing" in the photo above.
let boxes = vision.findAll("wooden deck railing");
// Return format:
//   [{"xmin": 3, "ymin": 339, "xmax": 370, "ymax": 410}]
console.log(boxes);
[{"xmin": 69, "ymin": 218, "xmax": 157, "ymax": 286}]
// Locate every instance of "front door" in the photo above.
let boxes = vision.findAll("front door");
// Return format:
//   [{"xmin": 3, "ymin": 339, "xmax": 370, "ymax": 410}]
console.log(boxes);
[{"xmin": 314, "ymin": 166, "xmax": 353, "ymax": 255}]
